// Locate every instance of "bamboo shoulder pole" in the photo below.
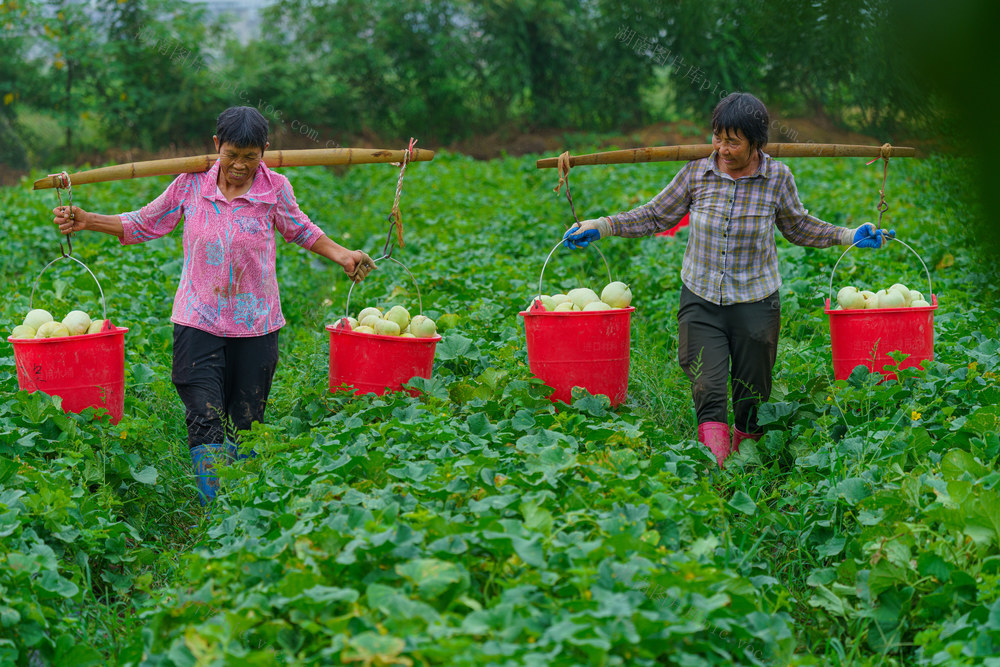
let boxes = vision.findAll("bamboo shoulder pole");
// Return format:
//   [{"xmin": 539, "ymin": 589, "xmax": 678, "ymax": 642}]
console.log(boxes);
[
  {"xmin": 33, "ymin": 147, "xmax": 435, "ymax": 190},
  {"xmin": 535, "ymin": 143, "xmax": 916, "ymax": 169}
]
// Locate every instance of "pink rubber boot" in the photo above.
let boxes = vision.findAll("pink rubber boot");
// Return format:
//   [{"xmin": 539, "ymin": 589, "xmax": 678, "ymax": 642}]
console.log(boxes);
[
  {"xmin": 698, "ymin": 421, "xmax": 732, "ymax": 468},
  {"xmin": 732, "ymin": 428, "xmax": 762, "ymax": 454}
]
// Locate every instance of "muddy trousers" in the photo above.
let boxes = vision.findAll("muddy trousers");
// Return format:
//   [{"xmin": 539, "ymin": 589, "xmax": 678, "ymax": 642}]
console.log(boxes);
[
  {"xmin": 172, "ymin": 324, "xmax": 280, "ymax": 449},
  {"xmin": 677, "ymin": 286, "xmax": 781, "ymax": 434}
]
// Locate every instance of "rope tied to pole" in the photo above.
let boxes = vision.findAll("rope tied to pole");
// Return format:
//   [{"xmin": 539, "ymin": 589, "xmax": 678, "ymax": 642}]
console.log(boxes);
[
  {"xmin": 553, "ymin": 151, "xmax": 580, "ymax": 230},
  {"xmin": 865, "ymin": 143, "xmax": 893, "ymax": 230},
  {"xmin": 49, "ymin": 171, "xmax": 74, "ymax": 257},
  {"xmin": 380, "ymin": 137, "xmax": 417, "ymax": 259}
]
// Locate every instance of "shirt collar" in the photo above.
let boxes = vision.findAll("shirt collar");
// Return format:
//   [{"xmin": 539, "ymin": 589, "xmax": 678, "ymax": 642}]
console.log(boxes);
[
  {"xmin": 704, "ymin": 149, "xmax": 770, "ymax": 180},
  {"xmin": 201, "ymin": 159, "xmax": 280, "ymax": 204}
]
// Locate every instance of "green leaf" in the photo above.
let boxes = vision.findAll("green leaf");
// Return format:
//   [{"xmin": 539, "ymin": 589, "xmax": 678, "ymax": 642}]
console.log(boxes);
[
  {"xmin": 571, "ymin": 392, "xmax": 609, "ymax": 416},
  {"xmin": 757, "ymin": 401, "xmax": 798, "ymax": 426},
  {"xmin": 942, "ymin": 449, "xmax": 991, "ymax": 480},
  {"xmin": 966, "ymin": 489, "xmax": 1000, "ymax": 546},
  {"xmin": 817, "ymin": 535, "xmax": 846, "ymax": 558},
  {"xmin": 0, "ymin": 607, "xmax": 20, "ymax": 628},
  {"xmin": 520, "ymin": 499, "xmax": 554, "ymax": 535},
  {"xmin": 916, "ymin": 553, "xmax": 952, "ymax": 582},
  {"xmin": 858, "ymin": 508, "xmax": 885, "ymax": 526},
  {"xmin": 467, "ymin": 412, "xmax": 495, "ymax": 436},
  {"xmin": 511, "ymin": 409, "xmax": 536, "ymax": 431},
  {"xmin": 301, "ymin": 585, "xmax": 359, "ymax": 604},
  {"xmin": 341, "ymin": 632, "xmax": 407, "ymax": 665},
  {"xmin": 809, "ymin": 585, "xmax": 848, "ymax": 617},
  {"xmin": 828, "ymin": 477, "xmax": 870, "ymax": 505},
  {"xmin": 403, "ymin": 375, "xmax": 450, "ymax": 400},
  {"xmin": 38, "ymin": 570, "xmax": 79, "ymax": 598},
  {"xmin": 396, "ymin": 558, "xmax": 468, "ymax": 599},
  {"xmin": 365, "ymin": 583, "xmax": 439, "ymax": 623},
  {"xmin": 436, "ymin": 333, "xmax": 478, "ymax": 360},
  {"xmin": 505, "ymin": 535, "xmax": 546, "ymax": 568},
  {"xmin": 130, "ymin": 465, "xmax": 158, "ymax": 485},
  {"xmin": 55, "ymin": 637, "xmax": 104, "ymax": 667},
  {"xmin": 0, "ymin": 458, "xmax": 18, "ymax": 485},
  {"xmin": 131, "ymin": 363, "xmax": 156, "ymax": 385},
  {"xmin": 807, "ymin": 568, "xmax": 838, "ymax": 587},
  {"xmin": 988, "ymin": 599, "xmax": 1000, "ymax": 631},
  {"xmin": 727, "ymin": 491, "xmax": 757, "ymax": 515}
]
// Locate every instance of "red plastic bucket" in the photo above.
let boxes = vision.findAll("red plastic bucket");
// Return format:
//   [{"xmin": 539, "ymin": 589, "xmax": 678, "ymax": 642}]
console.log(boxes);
[
  {"xmin": 326, "ymin": 325, "xmax": 440, "ymax": 395},
  {"xmin": 9, "ymin": 326, "xmax": 129, "ymax": 423},
  {"xmin": 520, "ymin": 307, "xmax": 634, "ymax": 406},
  {"xmin": 520, "ymin": 240, "xmax": 633, "ymax": 406},
  {"xmin": 824, "ymin": 297, "xmax": 936, "ymax": 380},
  {"xmin": 327, "ymin": 255, "xmax": 440, "ymax": 396},
  {"xmin": 825, "ymin": 236, "xmax": 936, "ymax": 380}
]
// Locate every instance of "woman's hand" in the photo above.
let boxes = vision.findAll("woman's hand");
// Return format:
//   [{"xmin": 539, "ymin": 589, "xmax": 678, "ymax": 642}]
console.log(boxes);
[
  {"xmin": 562, "ymin": 217, "xmax": 612, "ymax": 249},
  {"xmin": 343, "ymin": 250, "xmax": 376, "ymax": 283},
  {"xmin": 52, "ymin": 205, "xmax": 89, "ymax": 235},
  {"xmin": 52, "ymin": 206, "xmax": 125, "ymax": 238},
  {"xmin": 853, "ymin": 223, "xmax": 895, "ymax": 249}
]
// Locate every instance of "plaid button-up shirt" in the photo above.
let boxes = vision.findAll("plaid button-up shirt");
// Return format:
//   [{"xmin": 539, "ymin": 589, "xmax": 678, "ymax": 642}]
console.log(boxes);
[{"xmin": 608, "ymin": 151, "xmax": 853, "ymax": 305}]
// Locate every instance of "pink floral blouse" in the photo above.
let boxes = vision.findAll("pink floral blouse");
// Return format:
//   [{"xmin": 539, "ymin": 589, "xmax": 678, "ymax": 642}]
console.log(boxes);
[{"xmin": 120, "ymin": 160, "xmax": 325, "ymax": 336}]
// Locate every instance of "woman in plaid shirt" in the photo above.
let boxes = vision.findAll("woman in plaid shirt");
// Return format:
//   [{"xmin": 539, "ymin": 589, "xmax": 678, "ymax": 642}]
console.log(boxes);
[{"xmin": 563, "ymin": 92, "xmax": 892, "ymax": 468}]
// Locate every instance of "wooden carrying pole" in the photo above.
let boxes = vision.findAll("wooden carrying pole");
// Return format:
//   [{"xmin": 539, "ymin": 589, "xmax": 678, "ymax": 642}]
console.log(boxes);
[
  {"xmin": 33, "ymin": 147, "xmax": 435, "ymax": 190},
  {"xmin": 536, "ymin": 143, "xmax": 916, "ymax": 169}
]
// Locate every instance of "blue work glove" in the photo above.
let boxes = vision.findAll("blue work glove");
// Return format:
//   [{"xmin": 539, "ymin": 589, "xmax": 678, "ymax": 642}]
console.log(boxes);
[
  {"xmin": 562, "ymin": 218, "xmax": 612, "ymax": 249},
  {"xmin": 853, "ymin": 223, "xmax": 895, "ymax": 249}
]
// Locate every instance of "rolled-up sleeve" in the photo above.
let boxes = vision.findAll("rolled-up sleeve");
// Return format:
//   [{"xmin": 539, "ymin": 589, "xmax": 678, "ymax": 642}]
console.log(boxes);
[
  {"xmin": 607, "ymin": 164, "xmax": 693, "ymax": 238},
  {"xmin": 119, "ymin": 175, "xmax": 193, "ymax": 245},
  {"xmin": 273, "ymin": 179, "xmax": 324, "ymax": 250},
  {"xmin": 774, "ymin": 169, "xmax": 854, "ymax": 247}
]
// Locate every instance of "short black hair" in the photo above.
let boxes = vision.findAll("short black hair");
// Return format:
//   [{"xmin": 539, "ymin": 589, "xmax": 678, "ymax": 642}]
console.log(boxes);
[
  {"xmin": 216, "ymin": 106, "xmax": 268, "ymax": 152},
  {"xmin": 712, "ymin": 92, "xmax": 769, "ymax": 151}
]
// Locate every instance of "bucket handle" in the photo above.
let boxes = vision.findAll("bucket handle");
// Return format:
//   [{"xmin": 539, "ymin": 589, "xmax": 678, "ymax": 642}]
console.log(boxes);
[
  {"xmin": 30, "ymin": 254, "xmax": 108, "ymax": 320},
  {"xmin": 828, "ymin": 236, "xmax": 933, "ymax": 305},
  {"xmin": 344, "ymin": 256, "xmax": 424, "ymax": 317},
  {"xmin": 535, "ymin": 240, "xmax": 613, "ymax": 304}
]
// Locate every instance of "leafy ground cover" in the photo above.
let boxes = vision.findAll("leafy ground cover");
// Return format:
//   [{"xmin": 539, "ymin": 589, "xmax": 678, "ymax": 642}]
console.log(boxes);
[{"xmin": 0, "ymin": 149, "xmax": 998, "ymax": 666}]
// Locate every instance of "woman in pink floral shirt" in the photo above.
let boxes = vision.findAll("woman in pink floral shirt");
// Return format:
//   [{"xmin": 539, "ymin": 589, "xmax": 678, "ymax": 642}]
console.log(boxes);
[{"xmin": 53, "ymin": 106, "xmax": 376, "ymax": 506}]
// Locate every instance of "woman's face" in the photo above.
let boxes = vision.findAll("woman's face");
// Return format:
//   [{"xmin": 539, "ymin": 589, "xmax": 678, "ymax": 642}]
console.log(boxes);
[
  {"xmin": 712, "ymin": 128, "xmax": 757, "ymax": 177},
  {"xmin": 213, "ymin": 137, "xmax": 268, "ymax": 189}
]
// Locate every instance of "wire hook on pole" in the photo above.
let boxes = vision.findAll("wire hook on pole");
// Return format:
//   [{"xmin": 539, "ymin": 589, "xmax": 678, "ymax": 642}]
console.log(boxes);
[{"xmin": 49, "ymin": 171, "xmax": 74, "ymax": 257}]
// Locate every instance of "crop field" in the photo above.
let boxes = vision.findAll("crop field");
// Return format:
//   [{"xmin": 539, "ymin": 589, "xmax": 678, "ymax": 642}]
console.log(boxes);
[{"xmin": 1, "ymin": 150, "xmax": 998, "ymax": 666}]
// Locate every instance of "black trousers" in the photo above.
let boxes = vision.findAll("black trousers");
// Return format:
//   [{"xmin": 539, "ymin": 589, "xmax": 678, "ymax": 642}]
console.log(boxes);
[
  {"xmin": 677, "ymin": 285, "xmax": 781, "ymax": 433},
  {"xmin": 171, "ymin": 324, "xmax": 280, "ymax": 449}
]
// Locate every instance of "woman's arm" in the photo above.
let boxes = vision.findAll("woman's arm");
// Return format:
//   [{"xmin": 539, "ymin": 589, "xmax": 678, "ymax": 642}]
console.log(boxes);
[
  {"xmin": 53, "ymin": 206, "xmax": 124, "ymax": 239},
  {"xmin": 774, "ymin": 169, "xmax": 854, "ymax": 247},
  {"xmin": 607, "ymin": 162, "xmax": 694, "ymax": 239},
  {"xmin": 308, "ymin": 234, "xmax": 376, "ymax": 281}
]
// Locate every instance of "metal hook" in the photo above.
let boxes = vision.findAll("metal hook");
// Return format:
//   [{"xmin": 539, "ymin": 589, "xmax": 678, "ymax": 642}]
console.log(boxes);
[
  {"xmin": 380, "ymin": 214, "xmax": 398, "ymax": 260},
  {"xmin": 52, "ymin": 171, "xmax": 74, "ymax": 257}
]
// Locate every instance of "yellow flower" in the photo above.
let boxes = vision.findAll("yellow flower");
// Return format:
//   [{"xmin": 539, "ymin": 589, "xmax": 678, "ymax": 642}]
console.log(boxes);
[
  {"xmin": 3, "ymin": 93, "xmax": 13, "ymax": 106},
  {"xmin": 911, "ymin": 411, "xmax": 922, "ymax": 421}
]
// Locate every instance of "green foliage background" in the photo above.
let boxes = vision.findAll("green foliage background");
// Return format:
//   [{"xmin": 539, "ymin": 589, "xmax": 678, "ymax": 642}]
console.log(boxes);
[
  {"xmin": 3, "ymin": 0, "xmax": 1000, "ymax": 664},
  {"xmin": 2, "ymin": 0, "xmax": 944, "ymax": 168},
  {"xmin": 1, "ymin": 148, "xmax": 999, "ymax": 665}
]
